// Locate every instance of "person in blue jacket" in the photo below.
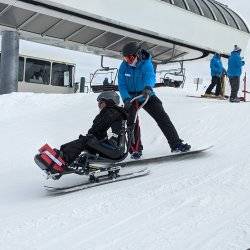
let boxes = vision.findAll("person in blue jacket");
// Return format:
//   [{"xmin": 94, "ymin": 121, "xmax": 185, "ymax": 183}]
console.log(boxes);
[
  {"xmin": 118, "ymin": 41, "xmax": 191, "ymax": 158},
  {"xmin": 204, "ymin": 53, "xmax": 224, "ymax": 97},
  {"xmin": 227, "ymin": 45, "xmax": 245, "ymax": 102}
]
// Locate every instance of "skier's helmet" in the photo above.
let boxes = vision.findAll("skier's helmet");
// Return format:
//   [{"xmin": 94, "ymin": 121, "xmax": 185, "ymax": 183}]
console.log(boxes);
[
  {"xmin": 97, "ymin": 91, "xmax": 120, "ymax": 105},
  {"xmin": 122, "ymin": 41, "xmax": 141, "ymax": 57}
]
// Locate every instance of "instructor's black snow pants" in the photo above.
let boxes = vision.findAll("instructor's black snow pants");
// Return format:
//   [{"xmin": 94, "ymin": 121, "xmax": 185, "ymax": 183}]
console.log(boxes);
[
  {"xmin": 205, "ymin": 76, "xmax": 222, "ymax": 96},
  {"xmin": 142, "ymin": 95, "xmax": 181, "ymax": 150},
  {"xmin": 229, "ymin": 76, "xmax": 240, "ymax": 99},
  {"xmin": 143, "ymin": 95, "xmax": 181, "ymax": 149}
]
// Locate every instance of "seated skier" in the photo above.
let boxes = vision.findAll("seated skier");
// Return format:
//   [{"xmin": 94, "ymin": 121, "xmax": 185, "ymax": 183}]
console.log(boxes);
[{"xmin": 35, "ymin": 91, "xmax": 128, "ymax": 175}]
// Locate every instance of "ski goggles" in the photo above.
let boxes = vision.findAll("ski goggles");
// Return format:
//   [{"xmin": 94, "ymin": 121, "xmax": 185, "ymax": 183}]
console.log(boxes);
[{"xmin": 123, "ymin": 54, "xmax": 137, "ymax": 65}]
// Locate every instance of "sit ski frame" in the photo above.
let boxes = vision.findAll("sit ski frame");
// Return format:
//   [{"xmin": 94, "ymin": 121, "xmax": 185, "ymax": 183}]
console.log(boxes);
[{"xmin": 43, "ymin": 95, "xmax": 150, "ymax": 181}]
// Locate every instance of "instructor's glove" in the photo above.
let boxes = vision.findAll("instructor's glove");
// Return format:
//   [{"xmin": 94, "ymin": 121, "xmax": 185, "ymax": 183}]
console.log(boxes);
[
  {"xmin": 123, "ymin": 98, "xmax": 132, "ymax": 111},
  {"xmin": 142, "ymin": 86, "xmax": 152, "ymax": 98}
]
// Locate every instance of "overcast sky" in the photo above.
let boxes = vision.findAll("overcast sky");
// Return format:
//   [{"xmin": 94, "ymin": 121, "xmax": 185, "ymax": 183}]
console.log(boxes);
[{"xmin": 6, "ymin": 0, "xmax": 250, "ymax": 85}]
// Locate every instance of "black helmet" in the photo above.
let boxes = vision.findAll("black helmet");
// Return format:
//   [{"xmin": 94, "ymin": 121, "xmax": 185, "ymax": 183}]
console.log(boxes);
[
  {"xmin": 122, "ymin": 41, "xmax": 141, "ymax": 57},
  {"xmin": 97, "ymin": 91, "xmax": 120, "ymax": 105}
]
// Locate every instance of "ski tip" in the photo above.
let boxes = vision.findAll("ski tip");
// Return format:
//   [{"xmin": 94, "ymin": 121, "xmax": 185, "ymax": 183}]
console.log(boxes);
[{"xmin": 140, "ymin": 167, "xmax": 150, "ymax": 175}]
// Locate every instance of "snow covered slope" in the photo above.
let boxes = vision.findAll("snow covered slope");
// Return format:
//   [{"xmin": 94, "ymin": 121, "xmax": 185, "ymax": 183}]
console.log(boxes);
[{"xmin": 1, "ymin": 88, "xmax": 250, "ymax": 250}]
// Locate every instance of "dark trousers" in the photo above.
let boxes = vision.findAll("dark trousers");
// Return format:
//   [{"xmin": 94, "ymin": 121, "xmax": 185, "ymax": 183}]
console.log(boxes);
[
  {"xmin": 205, "ymin": 76, "xmax": 222, "ymax": 96},
  {"xmin": 229, "ymin": 76, "xmax": 240, "ymax": 99},
  {"xmin": 143, "ymin": 95, "xmax": 181, "ymax": 149},
  {"xmin": 60, "ymin": 136, "xmax": 124, "ymax": 164},
  {"xmin": 60, "ymin": 137, "xmax": 87, "ymax": 164},
  {"xmin": 135, "ymin": 95, "xmax": 180, "ymax": 150}
]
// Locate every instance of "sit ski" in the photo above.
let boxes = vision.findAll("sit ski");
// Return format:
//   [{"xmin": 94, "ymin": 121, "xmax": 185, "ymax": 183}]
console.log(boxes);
[{"xmin": 34, "ymin": 95, "xmax": 151, "ymax": 191}]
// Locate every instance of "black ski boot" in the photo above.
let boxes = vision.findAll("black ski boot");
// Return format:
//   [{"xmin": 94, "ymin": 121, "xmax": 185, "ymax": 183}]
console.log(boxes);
[
  {"xmin": 131, "ymin": 151, "xmax": 142, "ymax": 159},
  {"xmin": 229, "ymin": 97, "xmax": 240, "ymax": 103},
  {"xmin": 171, "ymin": 141, "xmax": 191, "ymax": 153}
]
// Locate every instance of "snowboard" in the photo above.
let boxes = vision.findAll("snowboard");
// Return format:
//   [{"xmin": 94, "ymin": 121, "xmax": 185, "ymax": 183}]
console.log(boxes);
[{"xmin": 113, "ymin": 145, "xmax": 213, "ymax": 168}]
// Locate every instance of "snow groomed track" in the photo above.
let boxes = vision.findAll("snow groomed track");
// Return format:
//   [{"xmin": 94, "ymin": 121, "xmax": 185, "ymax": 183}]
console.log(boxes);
[{"xmin": 1, "ymin": 88, "xmax": 250, "ymax": 249}]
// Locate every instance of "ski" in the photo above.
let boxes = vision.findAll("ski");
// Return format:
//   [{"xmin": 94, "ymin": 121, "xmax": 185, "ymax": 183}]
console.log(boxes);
[
  {"xmin": 186, "ymin": 95, "xmax": 247, "ymax": 102},
  {"xmin": 186, "ymin": 95, "xmax": 227, "ymax": 100},
  {"xmin": 44, "ymin": 168, "xmax": 150, "ymax": 194},
  {"xmin": 114, "ymin": 146, "xmax": 213, "ymax": 168}
]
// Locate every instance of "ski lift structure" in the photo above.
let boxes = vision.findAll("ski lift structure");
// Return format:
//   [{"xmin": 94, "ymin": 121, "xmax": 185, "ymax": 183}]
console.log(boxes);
[
  {"xmin": 156, "ymin": 62, "xmax": 186, "ymax": 89},
  {"xmin": 0, "ymin": 0, "xmax": 249, "ymax": 93},
  {"xmin": 90, "ymin": 56, "xmax": 119, "ymax": 93}
]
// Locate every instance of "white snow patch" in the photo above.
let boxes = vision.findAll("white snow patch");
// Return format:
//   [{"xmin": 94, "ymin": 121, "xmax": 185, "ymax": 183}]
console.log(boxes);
[{"xmin": 1, "ymin": 88, "xmax": 250, "ymax": 250}]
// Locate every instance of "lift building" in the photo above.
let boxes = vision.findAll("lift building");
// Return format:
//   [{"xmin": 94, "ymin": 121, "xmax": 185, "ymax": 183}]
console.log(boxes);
[{"xmin": 0, "ymin": 0, "xmax": 249, "ymax": 93}]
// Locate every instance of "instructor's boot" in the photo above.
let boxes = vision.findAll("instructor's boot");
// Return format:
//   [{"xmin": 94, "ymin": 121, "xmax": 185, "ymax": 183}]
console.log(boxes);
[
  {"xmin": 229, "ymin": 97, "xmax": 240, "ymax": 103},
  {"xmin": 171, "ymin": 141, "xmax": 191, "ymax": 153},
  {"xmin": 130, "ymin": 151, "xmax": 143, "ymax": 160}
]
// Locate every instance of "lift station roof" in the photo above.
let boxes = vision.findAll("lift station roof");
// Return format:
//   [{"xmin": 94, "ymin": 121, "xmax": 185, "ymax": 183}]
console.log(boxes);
[
  {"xmin": 163, "ymin": 0, "xmax": 249, "ymax": 33},
  {"xmin": 0, "ymin": 0, "xmax": 249, "ymax": 63}
]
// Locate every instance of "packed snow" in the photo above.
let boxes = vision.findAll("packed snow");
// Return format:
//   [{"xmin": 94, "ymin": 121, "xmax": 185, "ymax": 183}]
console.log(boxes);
[{"xmin": 1, "ymin": 86, "xmax": 250, "ymax": 250}]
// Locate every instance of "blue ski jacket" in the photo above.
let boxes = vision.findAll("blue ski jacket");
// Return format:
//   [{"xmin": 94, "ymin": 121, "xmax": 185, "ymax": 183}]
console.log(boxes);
[
  {"xmin": 118, "ymin": 53, "xmax": 156, "ymax": 102},
  {"xmin": 227, "ymin": 51, "xmax": 245, "ymax": 77},
  {"xmin": 210, "ymin": 54, "xmax": 223, "ymax": 77}
]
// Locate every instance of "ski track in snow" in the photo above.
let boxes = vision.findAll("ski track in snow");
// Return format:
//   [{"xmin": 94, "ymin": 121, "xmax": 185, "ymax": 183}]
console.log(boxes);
[{"xmin": 1, "ymin": 89, "xmax": 250, "ymax": 250}]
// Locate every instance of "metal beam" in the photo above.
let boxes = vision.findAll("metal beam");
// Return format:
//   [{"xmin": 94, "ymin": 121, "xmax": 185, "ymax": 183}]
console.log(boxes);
[
  {"xmin": 85, "ymin": 31, "xmax": 107, "ymax": 45},
  {"xmin": 203, "ymin": 0, "xmax": 217, "ymax": 21},
  {"xmin": 152, "ymin": 48, "xmax": 173, "ymax": 59},
  {"xmin": 104, "ymin": 36, "xmax": 126, "ymax": 49},
  {"xmin": 213, "ymin": 2, "xmax": 229, "ymax": 25},
  {"xmin": 208, "ymin": 1, "xmax": 229, "ymax": 26},
  {"xmin": 193, "ymin": 0, "xmax": 204, "ymax": 16},
  {"xmin": 0, "ymin": 5, "xmax": 12, "ymax": 16},
  {"xmin": 148, "ymin": 44, "xmax": 160, "ymax": 52},
  {"xmin": 64, "ymin": 25, "xmax": 87, "ymax": 40},
  {"xmin": 167, "ymin": 52, "xmax": 188, "ymax": 62},
  {"xmin": 224, "ymin": 8, "xmax": 241, "ymax": 29},
  {"xmin": 17, "ymin": 12, "xmax": 39, "ymax": 30},
  {"xmin": 41, "ymin": 19, "xmax": 62, "ymax": 36},
  {"xmin": 182, "ymin": 0, "xmax": 190, "ymax": 10}
]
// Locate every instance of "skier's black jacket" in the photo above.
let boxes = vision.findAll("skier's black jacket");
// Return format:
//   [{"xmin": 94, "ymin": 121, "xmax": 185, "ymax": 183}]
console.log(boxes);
[
  {"xmin": 60, "ymin": 103, "xmax": 127, "ymax": 164},
  {"xmin": 87, "ymin": 104, "xmax": 127, "ymax": 140}
]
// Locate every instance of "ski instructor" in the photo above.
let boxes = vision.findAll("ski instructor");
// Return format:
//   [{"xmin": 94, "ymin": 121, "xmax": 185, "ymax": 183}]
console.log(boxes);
[
  {"xmin": 118, "ymin": 41, "xmax": 191, "ymax": 155},
  {"xmin": 227, "ymin": 45, "xmax": 245, "ymax": 103}
]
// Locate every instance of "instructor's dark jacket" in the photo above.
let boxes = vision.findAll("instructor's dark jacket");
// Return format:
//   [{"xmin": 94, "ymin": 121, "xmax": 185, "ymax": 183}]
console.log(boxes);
[{"xmin": 87, "ymin": 104, "xmax": 127, "ymax": 141}]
